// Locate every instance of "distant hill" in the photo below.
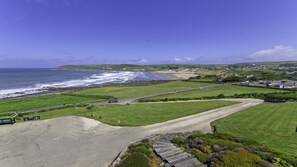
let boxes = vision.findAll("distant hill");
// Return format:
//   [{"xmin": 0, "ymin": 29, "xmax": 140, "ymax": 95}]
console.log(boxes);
[
  {"xmin": 58, "ymin": 64, "xmax": 227, "ymax": 71},
  {"xmin": 58, "ymin": 61, "xmax": 297, "ymax": 71},
  {"xmin": 235, "ymin": 61, "xmax": 297, "ymax": 67}
]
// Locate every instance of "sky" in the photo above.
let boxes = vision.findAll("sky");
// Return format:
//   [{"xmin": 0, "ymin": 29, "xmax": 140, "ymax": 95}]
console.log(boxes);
[{"xmin": 0, "ymin": 0, "xmax": 297, "ymax": 68}]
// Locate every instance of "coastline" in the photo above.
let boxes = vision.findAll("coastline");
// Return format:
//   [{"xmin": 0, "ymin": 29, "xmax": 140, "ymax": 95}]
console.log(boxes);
[
  {"xmin": 0, "ymin": 79, "xmax": 173, "ymax": 100},
  {"xmin": 0, "ymin": 70, "xmax": 173, "ymax": 100},
  {"xmin": 154, "ymin": 70, "xmax": 197, "ymax": 80}
]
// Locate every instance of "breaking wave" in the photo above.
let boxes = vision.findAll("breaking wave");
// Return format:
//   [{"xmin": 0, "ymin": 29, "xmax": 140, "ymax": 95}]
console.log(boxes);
[{"xmin": 0, "ymin": 71, "xmax": 152, "ymax": 99}]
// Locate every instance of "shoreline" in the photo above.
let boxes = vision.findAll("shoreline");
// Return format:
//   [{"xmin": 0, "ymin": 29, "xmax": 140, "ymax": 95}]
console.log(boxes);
[
  {"xmin": 0, "ymin": 79, "xmax": 175, "ymax": 100},
  {"xmin": 154, "ymin": 70, "xmax": 197, "ymax": 80},
  {"xmin": 0, "ymin": 70, "xmax": 174, "ymax": 100}
]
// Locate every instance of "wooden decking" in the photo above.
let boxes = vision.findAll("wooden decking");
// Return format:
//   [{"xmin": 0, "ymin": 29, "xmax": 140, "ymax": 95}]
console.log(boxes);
[{"xmin": 153, "ymin": 140, "xmax": 203, "ymax": 167}]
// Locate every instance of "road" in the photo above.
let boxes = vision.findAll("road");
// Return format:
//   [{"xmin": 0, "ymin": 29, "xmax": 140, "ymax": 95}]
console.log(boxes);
[{"xmin": 0, "ymin": 98, "xmax": 263, "ymax": 167}]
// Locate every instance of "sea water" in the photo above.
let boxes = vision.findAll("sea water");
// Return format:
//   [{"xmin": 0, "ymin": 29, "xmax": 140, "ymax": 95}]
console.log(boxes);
[{"xmin": 0, "ymin": 68, "xmax": 171, "ymax": 99}]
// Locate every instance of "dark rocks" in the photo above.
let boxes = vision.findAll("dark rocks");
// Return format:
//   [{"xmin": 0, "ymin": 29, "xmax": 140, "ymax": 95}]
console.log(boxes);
[{"xmin": 193, "ymin": 138, "xmax": 206, "ymax": 145}]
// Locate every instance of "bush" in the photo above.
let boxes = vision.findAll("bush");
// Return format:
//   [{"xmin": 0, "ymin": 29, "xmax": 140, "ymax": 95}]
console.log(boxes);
[
  {"xmin": 218, "ymin": 94, "xmax": 225, "ymax": 98},
  {"xmin": 192, "ymin": 133, "xmax": 215, "ymax": 139},
  {"xmin": 172, "ymin": 137, "xmax": 188, "ymax": 145},
  {"xmin": 272, "ymin": 157, "xmax": 293, "ymax": 167},
  {"xmin": 255, "ymin": 151, "xmax": 267, "ymax": 160},
  {"xmin": 86, "ymin": 105, "xmax": 94, "ymax": 110},
  {"xmin": 211, "ymin": 150, "xmax": 261, "ymax": 167},
  {"xmin": 116, "ymin": 153, "xmax": 151, "ymax": 167},
  {"xmin": 129, "ymin": 144, "xmax": 152, "ymax": 157},
  {"xmin": 257, "ymin": 160, "xmax": 275, "ymax": 167},
  {"xmin": 192, "ymin": 148, "xmax": 209, "ymax": 163},
  {"xmin": 221, "ymin": 76, "xmax": 241, "ymax": 83},
  {"xmin": 200, "ymin": 145, "xmax": 212, "ymax": 154},
  {"xmin": 207, "ymin": 138, "xmax": 244, "ymax": 148}
]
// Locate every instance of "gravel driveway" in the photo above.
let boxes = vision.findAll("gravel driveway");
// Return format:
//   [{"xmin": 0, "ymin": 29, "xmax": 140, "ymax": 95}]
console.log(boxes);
[{"xmin": 0, "ymin": 98, "xmax": 262, "ymax": 167}]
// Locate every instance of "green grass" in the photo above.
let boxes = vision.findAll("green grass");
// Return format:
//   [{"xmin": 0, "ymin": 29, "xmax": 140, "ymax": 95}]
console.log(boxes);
[
  {"xmin": 0, "ymin": 94, "xmax": 103, "ymax": 113},
  {"xmin": 143, "ymin": 84, "xmax": 288, "ymax": 100},
  {"xmin": 116, "ymin": 153, "xmax": 151, "ymax": 167},
  {"xmin": 0, "ymin": 80, "xmax": 211, "ymax": 114},
  {"xmin": 72, "ymin": 80, "xmax": 211, "ymax": 99},
  {"xmin": 212, "ymin": 102, "xmax": 297, "ymax": 157},
  {"xmin": 22, "ymin": 101, "xmax": 238, "ymax": 126}
]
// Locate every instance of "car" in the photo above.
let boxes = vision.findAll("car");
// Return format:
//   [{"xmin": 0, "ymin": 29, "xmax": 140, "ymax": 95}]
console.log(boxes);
[
  {"xmin": 0, "ymin": 118, "xmax": 15, "ymax": 125},
  {"xmin": 32, "ymin": 116, "xmax": 41, "ymax": 120},
  {"xmin": 108, "ymin": 98, "xmax": 118, "ymax": 103},
  {"xmin": 23, "ymin": 116, "xmax": 41, "ymax": 122}
]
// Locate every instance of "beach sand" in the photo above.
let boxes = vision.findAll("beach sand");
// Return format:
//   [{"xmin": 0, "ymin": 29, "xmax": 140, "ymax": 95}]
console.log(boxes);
[{"xmin": 155, "ymin": 70, "xmax": 197, "ymax": 80}]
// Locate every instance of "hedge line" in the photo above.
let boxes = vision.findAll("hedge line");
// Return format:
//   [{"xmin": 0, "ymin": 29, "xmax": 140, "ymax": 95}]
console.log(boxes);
[
  {"xmin": 63, "ymin": 93, "xmax": 114, "ymax": 99},
  {"xmin": 138, "ymin": 92, "xmax": 297, "ymax": 103},
  {"xmin": 232, "ymin": 84, "xmax": 297, "ymax": 92}
]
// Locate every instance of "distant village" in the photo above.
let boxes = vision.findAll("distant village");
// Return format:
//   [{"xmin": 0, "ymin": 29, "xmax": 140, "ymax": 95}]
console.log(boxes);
[{"xmin": 240, "ymin": 78, "xmax": 297, "ymax": 89}]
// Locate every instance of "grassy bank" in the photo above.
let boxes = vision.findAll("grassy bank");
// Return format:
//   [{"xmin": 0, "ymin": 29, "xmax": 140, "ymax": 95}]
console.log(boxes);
[
  {"xmin": 21, "ymin": 101, "xmax": 238, "ymax": 126},
  {"xmin": 118, "ymin": 132, "xmax": 296, "ymax": 167},
  {"xmin": 142, "ymin": 84, "xmax": 288, "ymax": 101},
  {"xmin": 212, "ymin": 102, "xmax": 297, "ymax": 157}
]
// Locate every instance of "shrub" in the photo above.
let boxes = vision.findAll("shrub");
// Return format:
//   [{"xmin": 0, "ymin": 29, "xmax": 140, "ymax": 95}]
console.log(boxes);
[
  {"xmin": 192, "ymin": 133, "xmax": 216, "ymax": 140},
  {"xmin": 207, "ymin": 138, "xmax": 244, "ymax": 148},
  {"xmin": 255, "ymin": 151, "xmax": 267, "ymax": 160},
  {"xmin": 129, "ymin": 144, "xmax": 152, "ymax": 157},
  {"xmin": 218, "ymin": 94, "xmax": 225, "ymax": 98},
  {"xmin": 172, "ymin": 137, "xmax": 188, "ymax": 145},
  {"xmin": 211, "ymin": 150, "xmax": 261, "ymax": 167},
  {"xmin": 257, "ymin": 160, "xmax": 275, "ymax": 167},
  {"xmin": 116, "ymin": 153, "xmax": 151, "ymax": 167},
  {"xmin": 86, "ymin": 105, "xmax": 94, "ymax": 110},
  {"xmin": 192, "ymin": 148, "xmax": 209, "ymax": 163},
  {"xmin": 200, "ymin": 145, "xmax": 212, "ymax": 154},
  {"xmin": 272, "ymin": 157, "xmax": 293, "ymax": 167}
]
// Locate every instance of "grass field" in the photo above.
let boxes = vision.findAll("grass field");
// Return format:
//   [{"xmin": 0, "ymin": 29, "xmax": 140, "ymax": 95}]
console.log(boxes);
[
  {"xmin": 72, "ymin": 80, "xmax": 211, "ymax": 98},
  {"xmin": 143, "ymin": 85, "xmax": 288, "ymax": 100},
  {"xmin": 0, "ymin": 94, "xmax": 103, "ymax": 114},
  {"xmin": 0, "ymin": 80, "xmax": 211, "ymax": 114},
  {"xmin": 212, "ymin": 102, "xmax": 297, "ymax": 157},
  {"xmin": 22, "ymin": 101, "xmax": 238, "ymax": 126}
]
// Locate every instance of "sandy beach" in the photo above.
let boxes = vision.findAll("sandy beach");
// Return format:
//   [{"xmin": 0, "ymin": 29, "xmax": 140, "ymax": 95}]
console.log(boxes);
[{"xmin": 155, "ymin": 70, "xmax": 197, "ymax": 80}]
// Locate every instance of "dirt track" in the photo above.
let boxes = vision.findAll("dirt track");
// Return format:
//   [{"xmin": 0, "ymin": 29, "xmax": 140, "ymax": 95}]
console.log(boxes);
[{"xmin": 0, "ymin": 99, "xmax": 262, "ymax": 167}]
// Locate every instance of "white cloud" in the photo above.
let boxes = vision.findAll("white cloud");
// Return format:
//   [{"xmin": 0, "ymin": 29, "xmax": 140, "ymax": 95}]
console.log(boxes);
[
  {"xmin": 174, "ymin": 58, "xmax": 182, "ymax": 62},
  {"xmin": 173, "ymin": 57, "xmax": 195, "ymax": 62},
  {"xmin": 249, "ymin": 45, "xmax": 297, "ymax": 61},
  {"xmin": 138, "ymin": 58, "xmax": 148, "ymax": 63},
  {"xmin": 185, "ymin": 57, "xmax": 194, "ymax": 61}
]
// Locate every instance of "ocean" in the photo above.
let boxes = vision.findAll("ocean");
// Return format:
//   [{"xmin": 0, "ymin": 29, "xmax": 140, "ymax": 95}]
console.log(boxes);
[{"xmin": 0, "ymin": 68, "xmax": 172, "ymax": 99}]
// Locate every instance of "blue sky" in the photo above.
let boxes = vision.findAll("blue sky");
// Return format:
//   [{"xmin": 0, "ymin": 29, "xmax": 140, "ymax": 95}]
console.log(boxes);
[{"xmin": 0, "ymin": 0, "xmax": 297, "ymax": 67}]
